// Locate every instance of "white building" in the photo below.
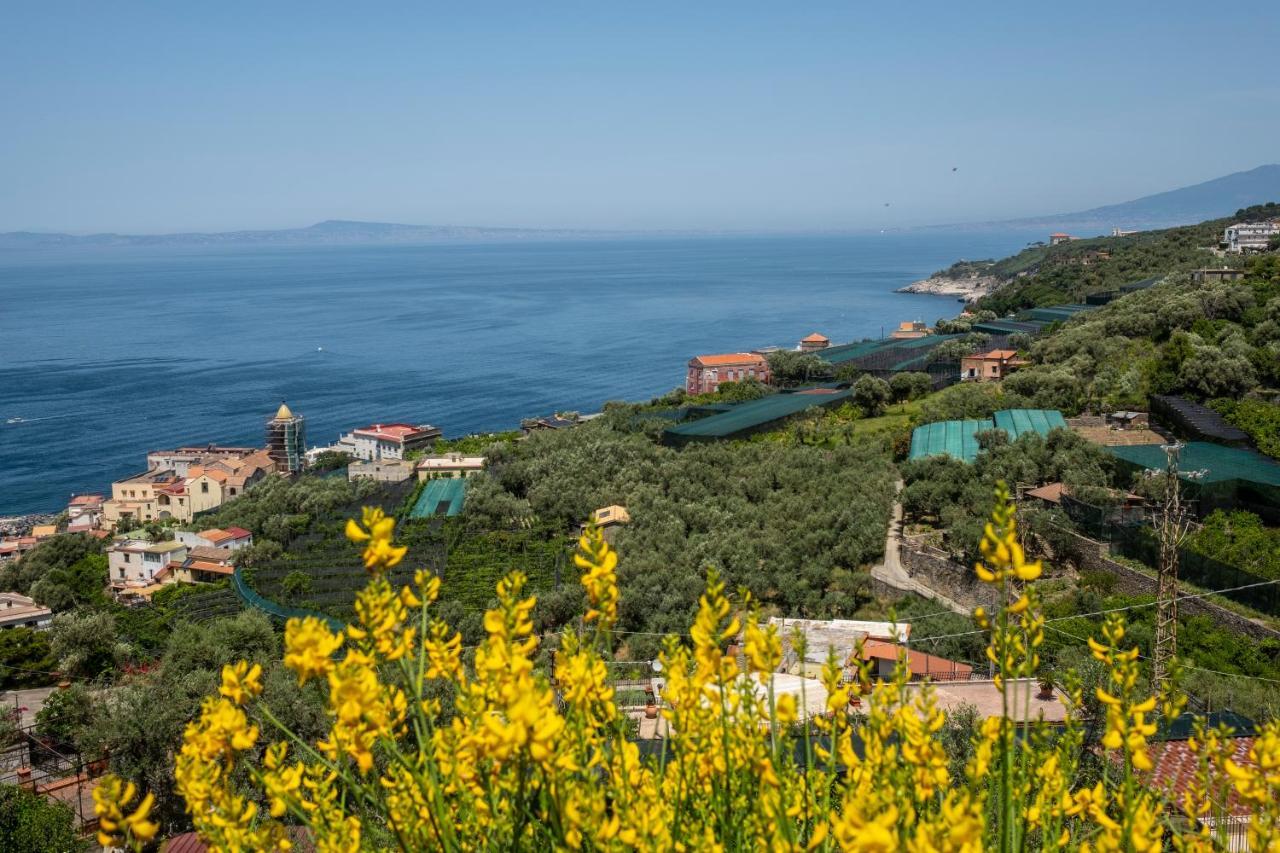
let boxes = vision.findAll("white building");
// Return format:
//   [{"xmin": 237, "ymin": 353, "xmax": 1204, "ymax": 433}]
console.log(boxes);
[
  {"xmin": 1223, "ymin": 220, "xmax": 1280, "ymax": 253},
  {"xmin": 313, "ymin": 423, "xmax": 443, "ymax": 461},
  {"xmin": 66, "ymin": 494, "xmax": 105, "ymax": 532},
  {"xmin": 416, "ymin": 453, "xmax": 487, "ymax": 480},
  {"xmin": 0, "ymin": 593, "xmax": 53, "ymax": 630},
  {"xmin": 107, "ymin": 534, "xmax": 188, "ymax": 590},
  {"xmin": 174, "ymin": 527, "xmax": 253, "ymax": 551}
]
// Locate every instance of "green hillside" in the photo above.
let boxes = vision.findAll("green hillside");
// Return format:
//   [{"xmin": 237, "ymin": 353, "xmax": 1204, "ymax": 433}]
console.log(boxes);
[{"xmin": 976, "ymin": 202, "xmax": 1280, "ymax": 314}]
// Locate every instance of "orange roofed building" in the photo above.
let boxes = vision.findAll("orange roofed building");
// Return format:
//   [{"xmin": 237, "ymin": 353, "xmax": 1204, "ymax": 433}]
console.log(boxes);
[
  {"xmin": 858, "ymin": 640, "xmax": 973, "ymax": 682},
  {"xmin": 686, "ymin": 352, "xmax": 771, "ymax": 395},
  {"xmin": 798, "ymin": 332, "xmax": 830, "ymax": 352},
  {"xmin": 890, "ymin": 321, "xmax": 931, "ymax": 340},
  {"xmin": 960, "ymin": 349, "xmax": 1029, "ymax": 382}
]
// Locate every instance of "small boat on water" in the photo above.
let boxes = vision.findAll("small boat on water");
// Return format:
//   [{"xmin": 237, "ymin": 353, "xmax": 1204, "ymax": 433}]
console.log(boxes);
[{"xmin": 6, "ymin": 417, "xmax": 24, "ymax": 424}]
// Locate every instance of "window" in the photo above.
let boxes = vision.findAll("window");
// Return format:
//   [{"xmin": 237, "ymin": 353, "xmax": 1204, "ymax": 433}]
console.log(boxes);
[
  {"xmin": 123, "ymin": 553, "xmax": 131, "ymax": 563},
  {"xmin": 201, "ymin": 481, "xmax": 209, "ymax": 494}
]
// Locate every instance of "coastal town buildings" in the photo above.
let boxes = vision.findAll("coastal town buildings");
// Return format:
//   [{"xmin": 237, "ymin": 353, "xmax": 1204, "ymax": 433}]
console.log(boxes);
[
  {"xmin": 889, "ymin": 321, "xmax": 930, "ymax": 340},
  {"xmin": 159, "ymin": 546, "xmax": 236, "ymax": 585},
  {"xmin": 0, "ymin": 538, "xmax": 36, "ymax": 563},
  {"xmin": 348, "ymin": 458, "xmax": 416, "ymax": 483},
  {"xmin": 857, "ymin": 640, "xmax": 973, "ymax": 682},
  {"xmin": 960, "ymin": 349, "xmax": 1027, "ymax": 382},
  {"xmin": 102, "ymin": 447, "xmax": 276, "ymax": 527},
  {"xmin": 107, "ymin": 533, "xmax": 188, "ymax": 591},
  {"xmin": 798, "ymin": 333, "xmax": 830, "ymax": 352},
  {"xmin": 311, "ymin": 421, "xmax": 443, "ymax": 461},
  {"xmin": 30, "ymin": 524, "xmax": 57, "ymax": 540},
  {"xmin": 147, "ymin": 445, "xmax": 259, "ymax": 477},
  {"xmin": 417, "ymin": 453, "xmax": 486, "ymax": 480},
  {"xmin": 65, "ymin": 494, "xmax": 105, "ymax": 532},
  {"xmin": 174, "ymin": 527, "xmax": 253, "ymax": 550},
  {"xmin": 0, "ymin": 592, "xmax": 53, "ymax": 630},
  {"xmin": 1222, "ymin": 220, "xmax": 1280, "ymax": 253},
  {"xmin": 1048, "ymin": 232, "xmax": 1075, "ymax": 246},
  {"xmin": 347, "ymin": 423, "xmax": 442, "ymax": 460},
  {"xmin": 266, "ymin": 402, "xmax": 307, "ymax": 473},
  {"xmin": 685, "ymin": 352, "xmax": 771, "ymax": 395}
]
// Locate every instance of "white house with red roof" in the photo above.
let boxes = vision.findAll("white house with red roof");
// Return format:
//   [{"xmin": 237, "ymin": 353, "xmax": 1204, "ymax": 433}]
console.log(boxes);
[
  {"xmin": 343, "ymin": 423, "xmax": 443, "ymax": 460},
  {"xmin": 175, "ymin": 526, "xmax": 253, "ymax": 551},
  {"xmin": 66, "ymin": 494, "xmax": 105, "ymax": 532}
]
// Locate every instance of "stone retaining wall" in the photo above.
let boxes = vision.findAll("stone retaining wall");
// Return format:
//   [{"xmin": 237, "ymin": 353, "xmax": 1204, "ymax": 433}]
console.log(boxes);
[
  {"xmin": 900, "ymin": 548, "xmax": 995, "ymax": 612},
  {"xmin": 898, "ymin": 534, "xmax": 1280, "ymax": 642},
  {"xmin": 1052, "ymin": 529, "xmax": 1280, "ymax": 642}
]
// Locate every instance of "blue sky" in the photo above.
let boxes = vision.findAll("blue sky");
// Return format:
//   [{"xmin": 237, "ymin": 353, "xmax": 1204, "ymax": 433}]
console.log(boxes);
[{"xmin": 3, "ymin": 2, "xmax": 1279, "ymax": 233}]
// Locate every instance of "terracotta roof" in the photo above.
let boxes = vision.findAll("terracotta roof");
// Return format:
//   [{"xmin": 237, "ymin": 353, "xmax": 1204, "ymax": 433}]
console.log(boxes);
[
  {"xmin": 801, "ymin": 333, "xmax": 830, "ymax": 343},
  {"xmin": 859, "ymin": 640, "xmax": 973, "ymax": 680},
  {"xmin": 198, "ymin": 529, "xmax": 233, "ymax": 544},
  {"xmin": 196, "ymin": 469, "xmax": 228, "ymax": 483},
  {"xmin": 183, "ymin": 559, "xmax": 234, "ymax": 575},
  {"xmin": 353, "ymin": 423, "xmax": 427, "ymax": 440},
  {"xmin": 1025, "ymin": 482, "xmax": 1067, "ymax": 503},
  {"xmin": 967, "ymin": 349, "xmax": 1019, "ymax": 360},
  {"xmin": 31, "ymin": 525, "xmax": 58, "ymax": 538},
  {"xmin": 186, "ymin": 546, "xmax": 235, "ymax": 562},
  {"xmin": 0, "ymin": 592, "xmax": 53, "ymax": 621},
  {"xmin": 690, "ymin": 352, "xmax": 768, "ymax": 367},
  {"xmin": 1124, "ymin": 737, "xmax": 1258, "ymax": 818},
  {"xmin": 224, "ymin": 526, "xmax": 252, "ymax": 539},
  {"xmin": 69, "ymin": 494, "xmax": 104, "ymax": 506}
]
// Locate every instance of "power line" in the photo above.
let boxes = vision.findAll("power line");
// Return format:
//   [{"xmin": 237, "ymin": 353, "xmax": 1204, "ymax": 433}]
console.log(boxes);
[
  {"xmin": 910, "ymin": 577, "xmax": 1280, "ymax": 645},
  {"xmin": 1044, "ymin": 624, "xmax": 1280, "ymax": 686}
]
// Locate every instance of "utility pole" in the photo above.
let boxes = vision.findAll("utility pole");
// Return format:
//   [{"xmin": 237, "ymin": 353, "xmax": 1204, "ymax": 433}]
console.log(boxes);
[{"xmin": 1151, "ymin": 443, "xmax": 1191, "ymax": 691}]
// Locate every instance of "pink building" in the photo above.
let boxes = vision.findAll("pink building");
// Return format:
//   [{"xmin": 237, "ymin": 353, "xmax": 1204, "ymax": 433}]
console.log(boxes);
[{"xmin": 686, "ymin": 353, "xmax": 771, "ymax": 395}]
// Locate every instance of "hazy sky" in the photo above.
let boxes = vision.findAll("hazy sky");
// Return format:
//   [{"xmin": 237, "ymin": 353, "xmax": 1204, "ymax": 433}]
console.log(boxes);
[{"xmin": 4, "ymin": 2, "xmax": 1279, "ymax": 233}]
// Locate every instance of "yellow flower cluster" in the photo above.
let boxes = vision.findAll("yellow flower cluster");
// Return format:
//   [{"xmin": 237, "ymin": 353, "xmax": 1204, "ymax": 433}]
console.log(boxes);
[
  {"xmin": 93, "ymin": 774, "xmax": 158, "ymax": 851},
  {"xmin": 152, "ymin": 485, "xmax": 1280, "ymax": 851}
]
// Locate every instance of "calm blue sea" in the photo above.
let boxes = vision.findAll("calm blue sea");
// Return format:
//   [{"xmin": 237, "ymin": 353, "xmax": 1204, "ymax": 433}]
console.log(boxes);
[{"xmin": 0, "ymin": 231, "xmax": 1038, "ymax": 514}]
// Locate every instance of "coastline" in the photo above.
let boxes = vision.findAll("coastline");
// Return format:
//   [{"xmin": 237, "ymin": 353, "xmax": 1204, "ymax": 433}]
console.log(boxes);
[
  {"xmin": 2, "ymin": 232, "xmax": 1033, "ymax": 516},
  {"xmin": 895, "ymin": 274, "xmax": 1002, "ymax": 302}
]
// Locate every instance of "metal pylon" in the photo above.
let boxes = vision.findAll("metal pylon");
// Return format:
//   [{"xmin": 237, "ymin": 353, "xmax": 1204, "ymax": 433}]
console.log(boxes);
[{"xmin": 1152, "ymin": 443, "xmax": 1190, "ymax": 690}]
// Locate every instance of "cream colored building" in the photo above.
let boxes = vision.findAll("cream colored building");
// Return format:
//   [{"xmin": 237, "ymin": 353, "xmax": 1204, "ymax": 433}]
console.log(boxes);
[
  {"xmin": 107, "ymin": 534, "xmax": 188, "ymax": 590},
  {"xmin": 102, "ymin": 448, "xmax": 276, "ymax": 528},
  {"xmin": 349, "ymin": 459, "xmax": 416, "ymax": 483},
  {"xmin": 417, "ymin": 453, "xmax": 486, "ymax": 480}
]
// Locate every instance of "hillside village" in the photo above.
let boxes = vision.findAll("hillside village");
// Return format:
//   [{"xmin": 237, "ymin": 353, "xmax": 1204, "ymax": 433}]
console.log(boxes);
[{"xmin": 1, "ymin": 206, "xmax": 1279, "ymax": 845}]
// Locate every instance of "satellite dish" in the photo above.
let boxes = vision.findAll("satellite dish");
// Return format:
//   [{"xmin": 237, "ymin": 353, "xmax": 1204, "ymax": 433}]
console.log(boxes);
[{"xmin": 651, "ymin": 659, "xmax": 663, "ymax": 673}]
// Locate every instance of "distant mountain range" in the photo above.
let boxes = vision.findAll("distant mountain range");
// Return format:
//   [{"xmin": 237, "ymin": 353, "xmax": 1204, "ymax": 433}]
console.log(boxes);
[
  {"xmin": 953, "ymin": 163, "xmax": 1280, "ymax": 233},
  {"xmin": 4, "ymin": 165, "xmax": 1279, "ymax": 247},
  {"xmin": 0, "ymin": 219, "xmax": 614, "ymax": 248}
]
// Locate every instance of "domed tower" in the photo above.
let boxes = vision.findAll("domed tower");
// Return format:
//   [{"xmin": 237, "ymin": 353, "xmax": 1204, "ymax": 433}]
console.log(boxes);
[{"xmin": 266, "ymin": 401, "xmax": 306, "ymax": 474}]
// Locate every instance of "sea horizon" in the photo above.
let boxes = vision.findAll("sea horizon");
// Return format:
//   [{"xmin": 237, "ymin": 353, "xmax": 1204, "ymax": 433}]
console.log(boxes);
[{"xmin": 0, "ymin": 229, "xmax": 1042, "ymax": 515}]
